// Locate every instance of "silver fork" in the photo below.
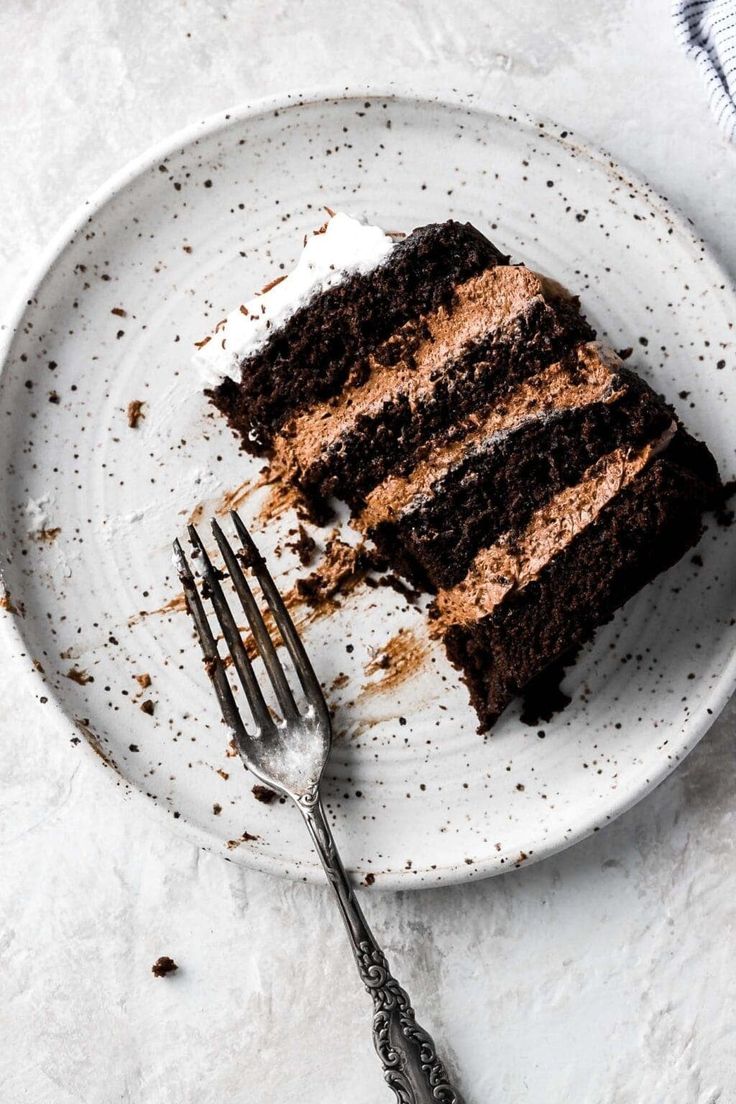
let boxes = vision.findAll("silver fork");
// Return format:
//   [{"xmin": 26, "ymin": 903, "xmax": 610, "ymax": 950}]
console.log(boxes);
[{"xmin": 174, "ymin": 511, "xmax": 465, "ymax": 1104}]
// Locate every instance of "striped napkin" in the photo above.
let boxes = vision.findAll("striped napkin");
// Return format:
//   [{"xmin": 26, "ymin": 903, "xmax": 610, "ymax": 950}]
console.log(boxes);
[{"xmin": 674, "ymin": 0, "xmax": 736, "ymax": 141}]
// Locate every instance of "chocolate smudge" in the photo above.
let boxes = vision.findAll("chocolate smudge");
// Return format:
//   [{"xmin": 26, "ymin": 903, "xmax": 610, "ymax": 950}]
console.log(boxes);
[
  {"xmin": 74, "ymin": 718, "xmax": 116, "ymax": 769},
  {"xmin": 0, "ymin": 589, "xmax": 22, "ymax": 616},
  {"xmin": 66, "ymin": 666, "xmax": 94, "ymax": 685},
  {"xmin": 360, "ymin": 628, "xmax": 429, "ymax": 697},
  {"xmin": 31, "ymin": 527, "xmax": 61, "ymax": 543},
  {"xmin": 128, "ymin": 593, "xmax": 187, "ymax": 625}
]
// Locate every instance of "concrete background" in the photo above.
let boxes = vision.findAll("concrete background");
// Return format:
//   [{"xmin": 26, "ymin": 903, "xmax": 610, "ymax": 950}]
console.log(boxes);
[{"xmin": 1, "ymin": 2, "xmax": 735, "ymax": 1101}]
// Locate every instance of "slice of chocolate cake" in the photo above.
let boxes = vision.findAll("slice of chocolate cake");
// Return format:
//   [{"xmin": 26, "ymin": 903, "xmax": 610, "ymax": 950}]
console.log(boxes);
[{"xmin": 197, "ymin": 211, "xmax": 721, "ymax": 731}]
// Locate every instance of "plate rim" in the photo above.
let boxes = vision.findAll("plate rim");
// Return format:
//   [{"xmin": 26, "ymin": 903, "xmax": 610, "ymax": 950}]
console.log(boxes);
[{"xmin": 1, "ymin": 82, "xmax": 735, "ymax": 889}]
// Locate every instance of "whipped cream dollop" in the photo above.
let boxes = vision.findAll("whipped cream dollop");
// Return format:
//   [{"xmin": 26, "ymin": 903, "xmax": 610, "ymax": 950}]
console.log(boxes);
[{"xmin": 194, "ymin": 211, "xmax": 395, "ymax": 385}]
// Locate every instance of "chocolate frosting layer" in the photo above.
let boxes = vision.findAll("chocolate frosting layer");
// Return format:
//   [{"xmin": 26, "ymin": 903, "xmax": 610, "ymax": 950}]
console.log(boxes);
[
  {"xmin": 359, "ymin": 342, "xmax": 624, "ymax": 530},
  {"xmin": 432, "ymin": 423, "xmax": 677, "ymax": 632},
  {"xmin": 272, "ymin": 265, "xmax": 565, "ymax": 477}
]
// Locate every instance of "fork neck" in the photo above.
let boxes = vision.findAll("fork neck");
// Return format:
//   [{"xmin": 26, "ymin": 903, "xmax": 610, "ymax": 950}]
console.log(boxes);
[
  {"xmin": 294, "ymin": 787, "xmax": 374, "ymax": 949},
  {"xmin": 292, "ymin": 787, "xmax": 466, "ymax": 1104}
]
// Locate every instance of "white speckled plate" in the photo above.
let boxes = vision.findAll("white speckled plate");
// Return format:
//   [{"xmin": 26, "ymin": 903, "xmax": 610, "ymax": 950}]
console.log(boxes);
[{"xmin": 1, "ymin": 89, "xmax": 734, "ymax": 889}]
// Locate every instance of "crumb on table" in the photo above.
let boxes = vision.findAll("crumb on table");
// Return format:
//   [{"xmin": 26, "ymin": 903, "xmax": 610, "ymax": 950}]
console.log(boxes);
[{"xmin": 151, "ymin": 956, "xmax": 178, "ymax": 978}]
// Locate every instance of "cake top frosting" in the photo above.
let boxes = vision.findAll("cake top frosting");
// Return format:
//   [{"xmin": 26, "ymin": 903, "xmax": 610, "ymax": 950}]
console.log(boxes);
[{"xmin": 194, "ymin": 211, "xmax": 395, "ymax": 386}]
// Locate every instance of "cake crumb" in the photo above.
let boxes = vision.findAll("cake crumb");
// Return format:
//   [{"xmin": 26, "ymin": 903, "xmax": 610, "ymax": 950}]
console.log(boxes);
[
  {"xmin": 296, "ymin": 537, "xmax": 376, "ymax": 606},
  {"xmin": 252, "ymin": 784, "xmax": 277, "ymax": 805},
  {"xmin": 288, "ymin": 524, "xmax": 317, "ymax": 566},
  {"xmin": 151, "ymin": 956, "xmax": 178, "ymax": 978},
  {"xmin": 127, "ymin": 400, "xmax": 145, "ymax": 428},
  {"xmin": 226, "ymin": 831, "xmax": 260, "ymax": 848},
  {"xmin": 65, "ymin": 666, "xmax": 93, "ymax": 685},
  {"xmin": 140, "ymin": 699, "xmax": 155, "ymax": 715}
]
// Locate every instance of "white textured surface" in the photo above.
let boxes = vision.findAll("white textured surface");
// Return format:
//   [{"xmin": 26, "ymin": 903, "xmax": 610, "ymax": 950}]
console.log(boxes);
[{"xmin": 1, "ymin": 2, "xmax": 735, "ymax": 1101}]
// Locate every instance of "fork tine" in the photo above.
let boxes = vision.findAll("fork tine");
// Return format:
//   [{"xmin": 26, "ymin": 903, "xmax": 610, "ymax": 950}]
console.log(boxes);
[
  {"xmin": 211, "ymin": 517, "xmax": 299, "ymax": 724},
  {"xmin": 230, "ymin": 511, "xmax": 330, "ymax": 729},
  {"xmin": 173, "ymin": 539, "xmax": 249, "ymax": 748},
  {"xmin": 187, "ymin": 525, "xmax": 274, "ymax": 737}
]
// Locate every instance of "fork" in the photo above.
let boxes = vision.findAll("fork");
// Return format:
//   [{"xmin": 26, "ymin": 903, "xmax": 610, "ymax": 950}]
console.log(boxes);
[{"xmin": 174, "ymin": 511, "xmax": 465, "ymax": 1104}]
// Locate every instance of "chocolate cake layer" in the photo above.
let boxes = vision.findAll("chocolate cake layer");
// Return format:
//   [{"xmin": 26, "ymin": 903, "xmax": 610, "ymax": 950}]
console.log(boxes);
[
  {"xmin": 274, "ymin": 271, "xmax": 592, "ymax": 513},
  {"xmin": 363, "ymin": 351, "xmax": 678, "ymax": 589},
  {"xmin": 435, "ymin": 455, "xmax": 718, "ymax": 730},
  {"xmin": 211, "ymin": 221, "xmax": 508, "ymax": 454}
]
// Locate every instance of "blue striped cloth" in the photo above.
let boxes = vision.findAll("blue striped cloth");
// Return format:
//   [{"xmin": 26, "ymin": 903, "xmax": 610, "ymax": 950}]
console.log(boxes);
[{"xmin": 674, "ymin": 0, "xmax": 736, "ymax": 140}]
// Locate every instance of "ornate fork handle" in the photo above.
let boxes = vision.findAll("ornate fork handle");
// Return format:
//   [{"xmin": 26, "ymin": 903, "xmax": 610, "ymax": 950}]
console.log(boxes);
[
  {"xmin": 177, "ymin": 518, "xmax": 467, "ymax": 1099},
  {"xmin": 296, "ymin": 788, "xmax": 465, "ymax": 1104}
]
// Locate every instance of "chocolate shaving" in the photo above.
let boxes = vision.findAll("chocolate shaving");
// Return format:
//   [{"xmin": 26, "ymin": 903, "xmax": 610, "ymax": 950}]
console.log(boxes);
[{"xmin": 259, "ymin": 274, "xmax": 287, "ymax": 295}]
